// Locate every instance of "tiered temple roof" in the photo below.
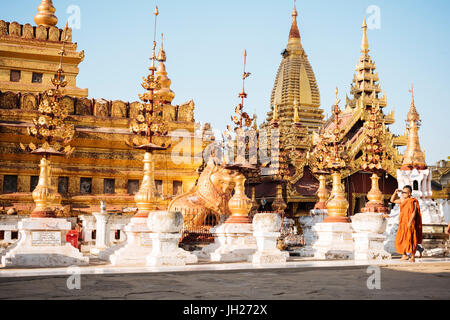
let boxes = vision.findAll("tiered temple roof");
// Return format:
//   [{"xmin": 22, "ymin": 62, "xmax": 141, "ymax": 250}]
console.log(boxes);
[{"xmin": 320, "ymin": 19, "xmax": 406, "ymax": 179}]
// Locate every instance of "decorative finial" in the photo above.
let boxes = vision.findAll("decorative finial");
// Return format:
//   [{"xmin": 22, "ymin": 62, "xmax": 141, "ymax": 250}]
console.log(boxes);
[
  {"xmin": 334, "ymin": 87, "xmax": 341, "ymax": 107},
  {"xmin": 150, "ymin": 6, "xmax": 159, "ymax": 71},
  {"xmin": 409, "ymin": 83, "xmax": 414, "ymax": 104},
  {"xmin": 403, "ymin": 84, "xmax": 426, "ymax": 168},
  {"xmin": 34, "ymin": 0, "xmax": 58, "ymax": 27},
  {"xmin": 52, "ymin": 22, "xmax": 69, "ymax": 89},
  {"xmin": 361, "ymin": 18, "xmax": 370, "ymax": 54},
  {"xmin": 240, "ymin": 49, "xmax": 251, "ymax": 105},
  {"xmin": 407, "ymin": 83, "xmax": 420, "ymax": 123},
  {"xmin": 157, "ymin": 33, "xmax": 166, "ymax": 62},
  {"xmin": 289, "ymin": 0, "xmax": 300, "ymax": 40}
]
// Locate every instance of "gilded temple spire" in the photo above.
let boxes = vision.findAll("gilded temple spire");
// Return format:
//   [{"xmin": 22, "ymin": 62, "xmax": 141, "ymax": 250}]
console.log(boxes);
[
  {"xmin": 402, "ymin": 84, "xmax": 426, "ymax": 169},
  {"xmin": 361, "ymin": 18, "xmax": 369, "ymax": 55},
  {"xmin": 350, "ymin": 18, "xmax": 385, "ymax": 106},
  {"xmin": 289, "ymin": 2, "xmax": 300, "ymax": 40},
  {"xmin": 34, "ymin": 0, "xmax": 58, "ymax": 27},
  {"xmin": 155, "ymin": 33, "xmax": 175, "ymax": 104},
  {"xmin": 266, "ymin": 4, "xmax": 323, "ymax": 133}
]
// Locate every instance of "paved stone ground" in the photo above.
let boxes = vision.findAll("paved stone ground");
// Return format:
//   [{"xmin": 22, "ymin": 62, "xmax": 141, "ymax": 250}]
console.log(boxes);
[{"xmin": 0, "ymin": 262, "xmax": 448, "ymax": 300}]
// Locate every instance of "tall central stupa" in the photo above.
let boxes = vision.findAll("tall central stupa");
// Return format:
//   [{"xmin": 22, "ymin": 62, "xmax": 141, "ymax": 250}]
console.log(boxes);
[{"xmin": 265, "ymin": 5, "xmax": 324, "ymax": 133}]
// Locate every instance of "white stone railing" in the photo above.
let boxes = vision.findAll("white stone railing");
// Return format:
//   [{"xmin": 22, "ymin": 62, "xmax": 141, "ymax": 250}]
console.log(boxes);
[{"xmin": 79, "ymin": 214, "xmax": 131, "ymax": 246}]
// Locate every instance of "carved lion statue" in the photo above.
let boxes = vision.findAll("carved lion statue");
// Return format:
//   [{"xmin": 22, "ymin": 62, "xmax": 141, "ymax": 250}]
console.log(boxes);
[{"xmin": 168, "ymin": 159, "xmax": 237, "ymax": 229}]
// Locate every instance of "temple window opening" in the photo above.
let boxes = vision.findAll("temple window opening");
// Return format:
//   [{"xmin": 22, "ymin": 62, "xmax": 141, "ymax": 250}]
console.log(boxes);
[
  {"xmin": 58, "ymin": 177, "xmax": 69, "ymax": 194},
  {"xmin": 9, "ymin": 70, "xmax": 20, "ymax": 82},
  {"xmin": 30, "ymin": 176, "xmax": 39, "ymax": 192},
  {"xmin": 155, "ymin": 180, "xmax": 163, "ymax": 197},
  {"xmin": 11, "ymin": 231, "xmax": 18, "ymax": 240},
  {"xmin": 173, "ymin": 181, "xmax": 183, "ymax": 195},
  {"xmin": 104, "ymin": 179, "xmax": 115, "ymax": 194},
  {"xmin": 31, "ymin": 72, "xmax": 43, "ymax": 83},
  {"xmin": 413, "ymin": 180, "xmax": 419, "ymax": 191},
  {"xmin": 127, "ymin": 180, "xmax": 139, "ymax": 195},
  {"xmin": 3, "ymin": 175, "xmax": 17, "ymax": 193},
  {"xmin": 80, "ymin": 177, "xmax": 92, "ymax": 194}
]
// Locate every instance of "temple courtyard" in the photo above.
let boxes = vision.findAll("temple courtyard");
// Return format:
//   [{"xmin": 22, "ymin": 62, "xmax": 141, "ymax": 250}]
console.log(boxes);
[{"xmin": 0, "ymin": 258, "xmax": 449, "ymax": 300}]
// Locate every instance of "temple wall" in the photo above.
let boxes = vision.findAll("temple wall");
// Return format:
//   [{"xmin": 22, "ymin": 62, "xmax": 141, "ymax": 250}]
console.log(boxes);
[{"xmin": 0, "ymin": 92, "xmax": 204, "ymax": 215}]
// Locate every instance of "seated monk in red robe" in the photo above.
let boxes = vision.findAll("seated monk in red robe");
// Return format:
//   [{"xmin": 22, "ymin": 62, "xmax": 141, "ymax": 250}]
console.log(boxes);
[{"xmin": 390, "ymin": 185, "xmax": 423, "ymax": 263}]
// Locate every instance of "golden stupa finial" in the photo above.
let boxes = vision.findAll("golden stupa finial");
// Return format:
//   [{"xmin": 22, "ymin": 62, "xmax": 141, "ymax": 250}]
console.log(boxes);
[
  {"xmin": 157, "ymin": 33, "xmax": 166, "ymax": 62},
  {"xmin": 289, "ymin": 0, "xmax": 300, "ymax": 40},
  {"xmin": 403, "ymin": 84, "xmax": 426, "ymax": 168},
  {"xmin": 407, "ymin": 83, "xmax": 420, "ymax": 122},
  {"xmin": 34, "ymin": 0, "xmax": 58, "ymax": 27},
  {"xmin": 293, "ymin": 99, "xmax": 300, "ymax": 123},
  {"xmin": 361, "ymin": 18, "xmax": 370, "ymax": 55}
]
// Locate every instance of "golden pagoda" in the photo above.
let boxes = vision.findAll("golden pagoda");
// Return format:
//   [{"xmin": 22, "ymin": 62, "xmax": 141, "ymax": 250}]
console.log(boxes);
[
  {"xmin": 265, "ymin": 5, "xmax": 323, "ymax": 133},
  {"xmin": 255, "ymin": 5, "xmax": 325, "ymax": 217}
]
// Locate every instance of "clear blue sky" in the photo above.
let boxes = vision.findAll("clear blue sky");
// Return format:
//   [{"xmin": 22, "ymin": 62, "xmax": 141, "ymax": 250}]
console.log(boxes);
[{"xmin": 2, "ymin": 0, "xmax": 449, "ymax": 164}]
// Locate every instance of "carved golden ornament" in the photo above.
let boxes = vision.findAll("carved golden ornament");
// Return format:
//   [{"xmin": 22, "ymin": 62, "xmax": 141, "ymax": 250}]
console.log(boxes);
[
  {"xmin": 361, "ymin": 173, "xmax": 389, "ymax": 213},
  {"xmin": 34, "ymin": 0, "xmax": 58, "ymax": 27},
  {"xmin": 325, "ymin": 172, "xmax": 349, "ymax": 219},
  {"xmin": 314, "ymin": 175, "xmax": 329, "ymax": 210},
  {"xmin": 133, "ymin": 152, "xmax": 158, "ymax": 218},
  {"xmin": 31, "ymin": 157, "xmax": 57, "ymax": 218},
  {"xmin": 272, "ymin": 184, "xmax": 287, "ymax": 213},
  {"xmin": 228, "ymin": 173, "xmax": 252, "ymax": 217}
]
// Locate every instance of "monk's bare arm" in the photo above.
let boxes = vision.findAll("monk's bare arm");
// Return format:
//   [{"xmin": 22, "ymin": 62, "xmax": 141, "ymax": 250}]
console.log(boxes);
[
  {"xmin": 390, "ymin": 189, "xmax": 401, "ymax": 204},
  {"xmin": 408, "ymin": 202, "xmax": 417, "ymax": 227}
]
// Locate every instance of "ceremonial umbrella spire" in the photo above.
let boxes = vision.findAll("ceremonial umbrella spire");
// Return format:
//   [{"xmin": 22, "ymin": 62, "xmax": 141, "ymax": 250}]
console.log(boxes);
[
  {"xmin": 128, "ymin": 5, "xmax": 169, "ymax": 219},
  {"xmin": 34, "ymin": 0, "xmax": 58, "ymax": 27}
]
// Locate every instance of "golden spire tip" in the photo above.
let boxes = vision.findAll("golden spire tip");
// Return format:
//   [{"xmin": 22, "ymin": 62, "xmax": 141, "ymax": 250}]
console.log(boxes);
[{"xmin": 361, "ymin": 17, "xmax": 369, "ymax": 54}]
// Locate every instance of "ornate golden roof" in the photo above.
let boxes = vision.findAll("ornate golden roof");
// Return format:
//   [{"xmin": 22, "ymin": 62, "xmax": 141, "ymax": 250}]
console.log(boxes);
[
  {"xmin": 319, "ymin": 18, "xmax": 404, "ymax": 180},
  {"xmin": 402, "ymin": 86, "xmax": 426, "ymax": 169},
  {"xmin": 349, "ymin": 20, "xmax": 386, "ymax": 105},
  {"xmin": 34, "ymin": 0, "xmax": 58, "ymax": 27},
  {"xmin": 266, "ymin": 5, "xmax": 323, "ymax": 134}
]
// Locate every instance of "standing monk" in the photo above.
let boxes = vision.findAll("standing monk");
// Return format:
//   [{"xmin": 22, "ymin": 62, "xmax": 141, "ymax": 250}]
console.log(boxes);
[{"xmin": 390, "ymin": 185, "xmax": 423, "ymax": 263}]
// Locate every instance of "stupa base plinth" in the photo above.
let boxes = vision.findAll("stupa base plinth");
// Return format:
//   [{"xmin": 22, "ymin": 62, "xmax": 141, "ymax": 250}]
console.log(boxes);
[{"xmin": 1, "ymin": 218, "xmax": 88, "ymax": 267}]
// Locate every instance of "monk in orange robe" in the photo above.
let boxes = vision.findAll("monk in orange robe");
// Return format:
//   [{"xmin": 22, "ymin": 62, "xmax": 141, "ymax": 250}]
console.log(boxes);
[{"xmin": 390, "ymin": 185, "xmax": 423, "ymax": 263}]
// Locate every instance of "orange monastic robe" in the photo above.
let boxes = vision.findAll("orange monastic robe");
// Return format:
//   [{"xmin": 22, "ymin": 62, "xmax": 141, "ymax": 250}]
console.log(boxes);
[{"xmin": 395, "ymin": 198, "xmax": 423, "ymax": 255}]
